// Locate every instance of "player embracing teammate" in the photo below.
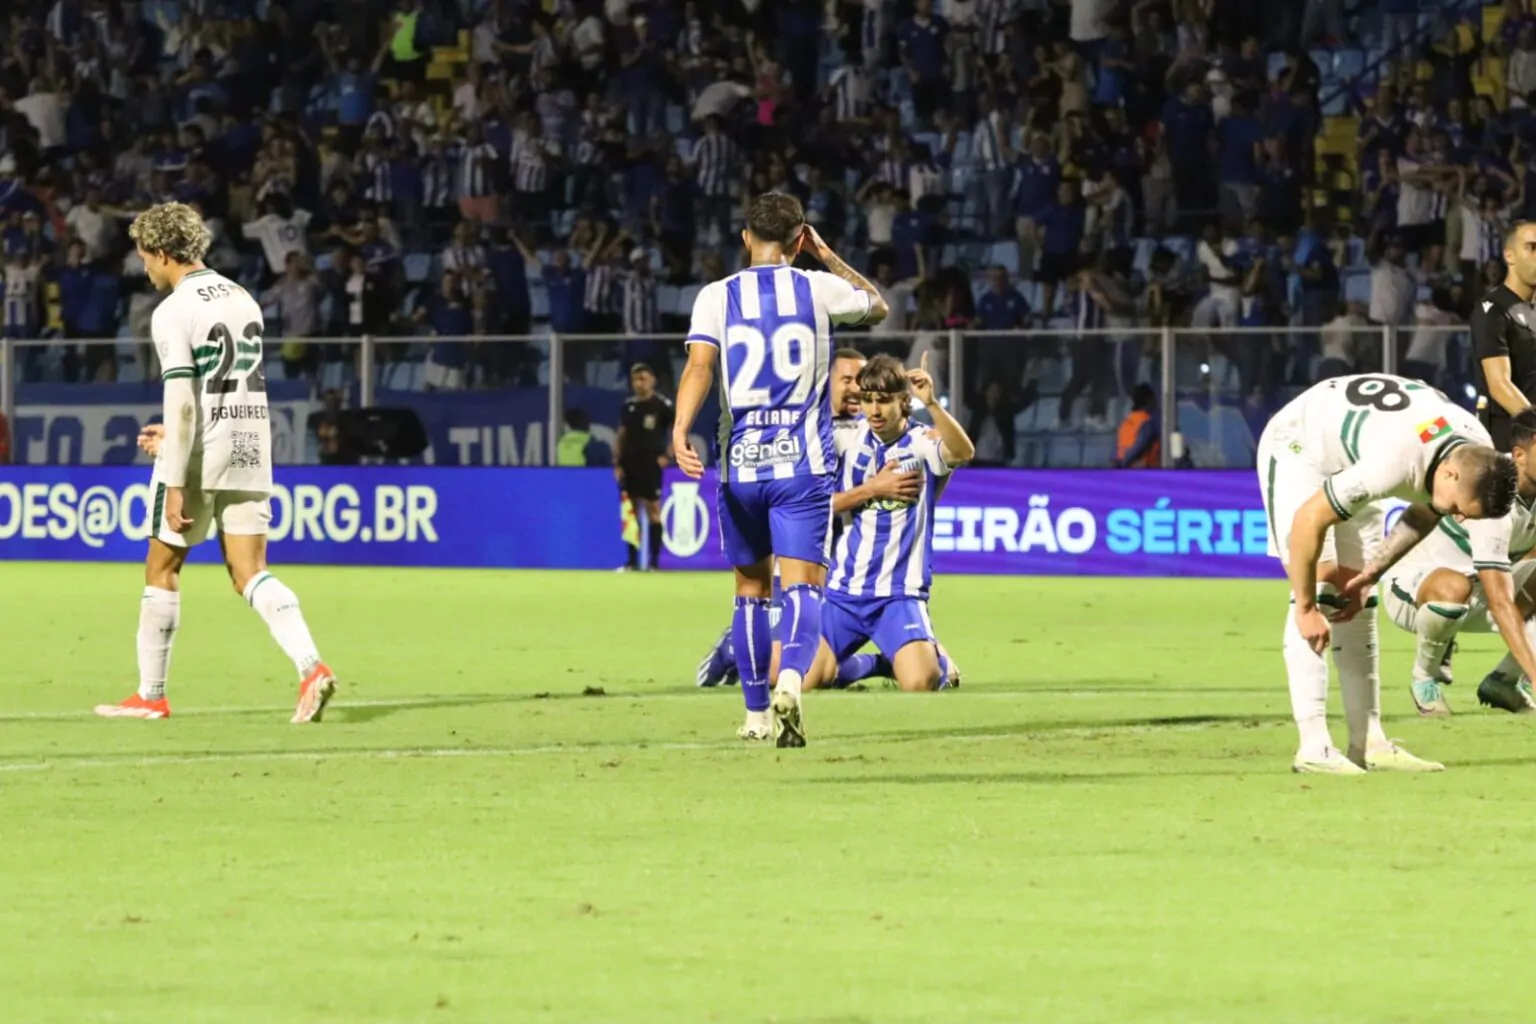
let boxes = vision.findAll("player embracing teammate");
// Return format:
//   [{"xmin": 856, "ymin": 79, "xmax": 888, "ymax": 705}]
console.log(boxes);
[{"xmin": 672, "ymin": 193, "xmax": 889, "ymax": 747}]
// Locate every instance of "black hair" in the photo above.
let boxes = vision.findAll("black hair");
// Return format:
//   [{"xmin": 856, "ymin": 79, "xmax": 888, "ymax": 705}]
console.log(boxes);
[
  {"xmin": 833, "ymin": 347, "xmax": 866, "ymax": 364},
  {"xmin": 1461, "ymin": 446, "xmax": 1520, "ymax": 519},
  {"xmin": 1511, "ymin": 407, "xmax": 1536, "ymax": 449},
  {"xmin": 745, "ymin": 192, "xmax": 805, "ymax": 248}
]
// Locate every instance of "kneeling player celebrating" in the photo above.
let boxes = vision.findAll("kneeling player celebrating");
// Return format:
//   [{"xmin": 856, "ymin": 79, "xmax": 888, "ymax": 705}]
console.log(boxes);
[
  {"xmin": 1260, "ymin": 374, "xmax": 1517, "ymax": 773},
  {"xmin": 1382, "ymin": 406, "xmax": 1536, "ymax": 715},
  {"xmin": 96, "ymin": 202, "xmax": 337, "ymax": 723},
  {"xmin": 801, "ymin": 354, "xmax": 974, "ymax": 692}
]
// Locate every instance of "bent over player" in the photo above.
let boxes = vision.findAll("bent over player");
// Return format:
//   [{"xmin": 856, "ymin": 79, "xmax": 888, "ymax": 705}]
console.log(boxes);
[
  {"xmin": 1382, "ymin": 405, "xmax": 1536, "ymax": 715},
  {"xmin": 1258, "ymin": 374, "xmax": 1517, "ymax": 774},
  {"xmin": 802, "ymin": 353, "xmax": 974, "ymax": 692},
  {"xmin": 673, "ymin": 193, "xmax": 888, "ymax": 747},
  {"xmin": 95, "ymin": 202, "xmax": 337, "ymax": 723}
]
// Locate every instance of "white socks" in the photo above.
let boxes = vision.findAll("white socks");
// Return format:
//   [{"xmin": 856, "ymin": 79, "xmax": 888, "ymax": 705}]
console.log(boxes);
[
  {"xmin": 1332, "ymin": 611, "xmax": 1389, "ymax": 756},
  {"xmin": 136, "ymin": 586, "xmax": 181, "ymax": 701},
  {"xmin": 1490, "ymin": 617, "xmax": 1536, "ymax": 680},
  {"xmin": 1284, "ymin": 607, "xmax": 1333, "ymax": 757},
  {"xmin": 242, "ymin": 572, "xmax": 322, "ymax": 678},
  {"xmin": 1413, "ymin": 602, "xmax": 1466, "ymax": 680}
]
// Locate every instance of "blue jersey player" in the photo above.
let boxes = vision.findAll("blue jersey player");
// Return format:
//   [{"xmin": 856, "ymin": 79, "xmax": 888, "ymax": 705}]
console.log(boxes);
[
  {"xmin": 804, "ymin": 354, "xmax": 975, "ymax": 692},
  {"xmin": 694, "ymin": 348, "xmax": 929, "ymax": 693},
  {"xmin": 673, "ymin": 194, "xmax": 889, "ymax": 748}
]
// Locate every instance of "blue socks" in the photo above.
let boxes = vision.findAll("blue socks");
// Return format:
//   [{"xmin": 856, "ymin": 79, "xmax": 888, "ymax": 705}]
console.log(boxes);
[
  {"xmin": 733, "ymin": 596, "xmax": 772, "ymax": 712},
  {"xmin": 834, "ymin": 653, "xmax": 891, "ymax": 688},
  {"xmin": 777, "ymin": 583, "xmax": 823, "ymax": 689},
  {"xmin": 935, "ymin": 648, "xmax": 953, "ymax": 690}
]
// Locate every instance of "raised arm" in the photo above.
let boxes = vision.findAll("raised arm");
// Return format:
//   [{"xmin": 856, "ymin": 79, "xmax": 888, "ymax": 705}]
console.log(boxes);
[
  {"xmin": 801, "ymin": 224, "xmax": 888, "ymax": 324},
  {"xmin": 907, "ymin": 351, "xmax": 974, "ymax": 465}
]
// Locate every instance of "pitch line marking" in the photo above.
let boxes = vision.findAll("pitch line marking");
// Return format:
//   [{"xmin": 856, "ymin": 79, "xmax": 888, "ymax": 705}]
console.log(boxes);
[
  {"xmin": 0, "ymin": 720, "xmax": 1234, "ymax": 775},
  {"xmin": 0, "ymin": 689, "xmax": 1243, "ymax": 724}
]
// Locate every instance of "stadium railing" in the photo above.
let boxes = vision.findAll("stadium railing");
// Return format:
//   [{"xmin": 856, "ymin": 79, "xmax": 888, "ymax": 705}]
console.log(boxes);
[{"xmin": 0, "ymin": 327, "xmax": 1471, "ymax": 470}]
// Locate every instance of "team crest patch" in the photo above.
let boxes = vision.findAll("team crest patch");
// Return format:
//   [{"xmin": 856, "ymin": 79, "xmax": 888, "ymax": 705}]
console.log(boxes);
[{"xmin": 1417, "ymin": 417, "xmax": 1451, "ymax": 444}]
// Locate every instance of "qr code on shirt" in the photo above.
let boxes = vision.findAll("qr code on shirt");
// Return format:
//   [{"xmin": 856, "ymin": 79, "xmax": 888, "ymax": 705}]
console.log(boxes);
[{"xmin": 230, "ymin": 430, "xmax": 264, "ymax": 470}]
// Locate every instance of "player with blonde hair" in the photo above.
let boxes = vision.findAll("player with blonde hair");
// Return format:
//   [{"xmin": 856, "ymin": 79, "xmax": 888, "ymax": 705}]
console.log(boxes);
[{"xmin": 96, "ymin": 202, "xmax": 338, "ymax": 722}]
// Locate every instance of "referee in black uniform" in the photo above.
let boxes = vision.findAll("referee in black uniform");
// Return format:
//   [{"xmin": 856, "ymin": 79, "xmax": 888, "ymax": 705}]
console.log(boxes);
[
  {"xmin": 615, "ymin": 363, "xmax": 674, "ymax": 570},
  {"xmin": 1473, "ymin": 221, "xmax": 1536, "ymax": 451}
]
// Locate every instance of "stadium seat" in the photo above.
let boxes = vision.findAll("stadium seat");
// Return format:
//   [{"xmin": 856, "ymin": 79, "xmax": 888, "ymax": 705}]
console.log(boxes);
[
  {"xmin": 1080, "ymin": 430, "xmax": 1115, "ymax": 468},
  {"xmin": 657, "ymin": 285, "xmax": 681, "ymax": 315},
  {"xmin": 1343, "ymin": 269, "xmax": 1371, "ymax": 304},
  {"xmin": 1046, "ymin": 432, "xmax": 1082, "ymax": 467},
  {"xmin": 1033, "ymin": 396, "xmax": 1060, "ymax": 428},
  {"xmin": 404, "ymin": 253, "xmax": 431, "ymax": 283},
  {"xmin": 988, "ymin": 242, "xmax": 1018, "ymax": 275},
  {"xmin": 1335, "ymin": 48, "xmax": 1366, "ymax": 82}
]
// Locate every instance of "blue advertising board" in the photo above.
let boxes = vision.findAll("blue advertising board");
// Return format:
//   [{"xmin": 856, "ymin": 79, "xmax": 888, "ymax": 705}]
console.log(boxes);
[
  {"xmin": 0, "ymin": 466, "xmax": 634, "ymax": 568},
  {"xmin": 0, "ymin": 464, "xmax": 1377, "ymax": 578},
  {"xmin": 656, "ymin": 469, "xmax": 1288, "ymax": 578}
]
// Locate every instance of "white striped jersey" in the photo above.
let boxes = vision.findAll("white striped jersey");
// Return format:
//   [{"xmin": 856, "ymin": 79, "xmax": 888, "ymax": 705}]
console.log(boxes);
[
  {"xmin": 4, "ymin": 262, "xmax": 39, "ymax": 329},
  {"xmin": 1268, "ymin": 374, "xmax": 1491, "ymax": 521},
  {"xmin": 828, "ymin": 419, "xmax": 954, "ymax": 599},
  {"xmin": 685, "ymin": 264, "xmax": 873, "ymax": 483},
  {"xmin": 622, "ymin": 271, "xmax": 658, "ymax": 334},
  {"xmin": 1397, "ymin": 488, "xmax": 1536, "ymax": 579}
]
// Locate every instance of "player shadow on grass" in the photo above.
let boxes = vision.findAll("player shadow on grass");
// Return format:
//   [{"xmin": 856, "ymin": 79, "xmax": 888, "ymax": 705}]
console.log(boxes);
[
  {"xmin": 841, "ymin": 712, "xmax": 1282, "ymax": 745},
  {"xmin": 806, "ymin": 770, "xmax": 1200, "ymax": 785},
  {"xmin": 326, "ymin": 691, "xmax": 614, "ymax": 724}
]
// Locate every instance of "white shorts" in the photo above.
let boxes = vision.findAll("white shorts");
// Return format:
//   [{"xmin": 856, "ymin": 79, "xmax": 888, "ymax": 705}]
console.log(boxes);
[
  {"xmin": 1384, "ymin": 560, "xmax": 1536, "ymax": 635},
  {"xmin": 1256, "ymin": 413, "xmax": 1383, "ymax": 570},
  {"xmin": 150, "ymin": 478, "xmax": 271, "ymax": 548}
]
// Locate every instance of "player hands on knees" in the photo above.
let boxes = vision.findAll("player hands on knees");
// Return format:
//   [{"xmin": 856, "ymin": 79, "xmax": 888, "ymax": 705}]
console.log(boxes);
[
  {"xmin": 95, "ymin": 202, "xmax": 337, "ymax": 725},
  {"xmin": 1383, "ymin": 407, "xmax": 1536, "ymax": 716},
  {"xmin": 1261, "ymin": 375, "xmax": 1519, "ymax": 776}
]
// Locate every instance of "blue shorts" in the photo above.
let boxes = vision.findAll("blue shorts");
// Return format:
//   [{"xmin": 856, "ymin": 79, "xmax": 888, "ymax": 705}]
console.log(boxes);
[
  {"xmin": 718, "ymin": 475, "xmax": 834, "ymax": 569},
  {"xmin": 821, "ymin": 589, "xmax": 936, "ymax": 661}
]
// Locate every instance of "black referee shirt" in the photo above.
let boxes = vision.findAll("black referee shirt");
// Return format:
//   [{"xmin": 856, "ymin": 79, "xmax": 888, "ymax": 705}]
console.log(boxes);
[
  {"xmin": 1472, "ymin": 283, "xmax": 1536, "ymax": 449},
  {"xmin": 619, "ymin": 395, "xmax": 673, "ymax": 461}
]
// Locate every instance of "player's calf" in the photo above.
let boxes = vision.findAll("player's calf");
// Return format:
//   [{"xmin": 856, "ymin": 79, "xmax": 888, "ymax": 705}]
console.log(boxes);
[
  {"xmin": 800, "ymin": 639, "xmax": 841, "ymax": 692},
  {"xmin": 1408, "ymin": 568, "xmax": 1473, "ymax": 716},
  {"xmin": 830, "ymin": 652, "xmax": 893, "ymax": 689},
  {"xmin": 225, "ymin": 537, "xmax": 336, "ymax": 722}
]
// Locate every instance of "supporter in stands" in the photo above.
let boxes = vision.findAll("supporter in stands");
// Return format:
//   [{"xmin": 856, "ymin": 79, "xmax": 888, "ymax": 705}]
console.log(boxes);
[{"xmin": 0, "ymin": 0, "xmax": 1519, "ymax": 469}]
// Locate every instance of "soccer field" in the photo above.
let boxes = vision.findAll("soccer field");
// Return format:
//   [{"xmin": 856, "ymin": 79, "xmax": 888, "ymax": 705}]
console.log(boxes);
[{"xmin": 4, "ymin": 564, "xmax": 1536, "ymax": 1023}]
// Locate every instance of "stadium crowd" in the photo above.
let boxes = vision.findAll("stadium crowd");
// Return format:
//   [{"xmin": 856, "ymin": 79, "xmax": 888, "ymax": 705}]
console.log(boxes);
[{"xmin": 0, "ymin": 0, "xmax": 1524, "ymax": 462}]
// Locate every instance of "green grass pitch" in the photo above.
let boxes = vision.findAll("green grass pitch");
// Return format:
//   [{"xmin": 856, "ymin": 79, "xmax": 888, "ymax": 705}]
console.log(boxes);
[{"xmin": 4, "ymin": 563, "xmax": 1536, "ymax": 1023}]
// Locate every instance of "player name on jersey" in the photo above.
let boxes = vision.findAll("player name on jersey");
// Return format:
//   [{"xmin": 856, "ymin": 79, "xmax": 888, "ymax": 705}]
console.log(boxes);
[
  {"xmin": 685, "ymin": 264, "xmax": 872, "ymax": 483},
  {"xmin": 152, "ymin": 268, "xmax": 273, "ymax": 494}
]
